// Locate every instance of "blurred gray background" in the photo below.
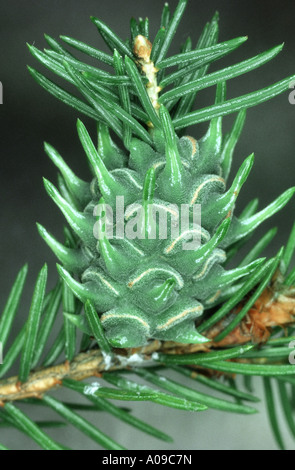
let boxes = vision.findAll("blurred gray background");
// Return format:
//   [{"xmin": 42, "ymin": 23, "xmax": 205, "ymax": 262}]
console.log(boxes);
[{"xmin": 0, "ymin": 0, "xmax": 295, "ymax": 450}]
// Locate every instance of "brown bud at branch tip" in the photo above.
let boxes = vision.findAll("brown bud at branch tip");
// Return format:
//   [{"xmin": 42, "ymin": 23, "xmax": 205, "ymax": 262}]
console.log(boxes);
[{"xmin": 133, "ymin": 35, "xmax": 152, "ymax": 62}]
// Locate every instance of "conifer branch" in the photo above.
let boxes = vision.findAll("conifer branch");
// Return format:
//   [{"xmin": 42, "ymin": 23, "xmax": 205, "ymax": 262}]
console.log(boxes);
[{"xmin": 1, "ymin": 280, "xmax": 294, "ymax": 404}]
